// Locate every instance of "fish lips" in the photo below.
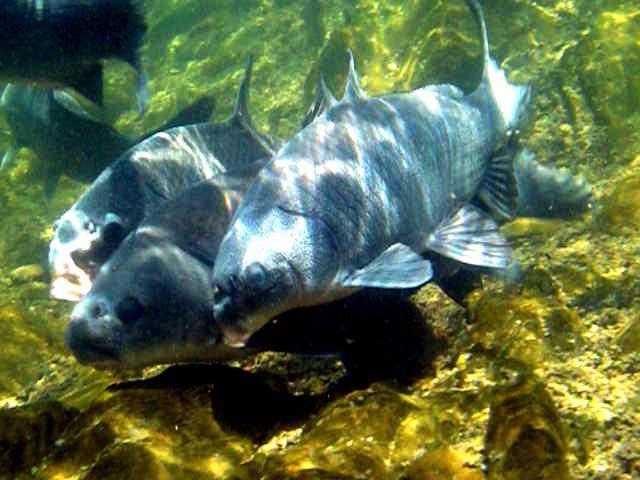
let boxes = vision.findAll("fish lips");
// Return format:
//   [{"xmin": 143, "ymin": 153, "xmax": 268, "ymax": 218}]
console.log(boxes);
[
  {"xmin": 49, "ymin": 223, "xmax": 101, "ymax": 302},
  {"xmin": 49, "ymin": 257, "xmax": 94, "ymax": 302}
]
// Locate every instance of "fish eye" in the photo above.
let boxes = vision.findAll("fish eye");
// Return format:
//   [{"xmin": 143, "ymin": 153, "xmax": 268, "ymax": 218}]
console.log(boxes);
[
  {"xmin": 102, "ymin": 221, "xmax": 126, "ymax": 245},
  {"xmin": 115, "ymin": 296, "xmax": 145, "ymax": 325},
  {"xmin": 84, "ymin": 220, "xmax": 97, "ymax": 234},
  {"xmin": 245, "ymin": 262, "xmax": 269, "ymax": 290}
]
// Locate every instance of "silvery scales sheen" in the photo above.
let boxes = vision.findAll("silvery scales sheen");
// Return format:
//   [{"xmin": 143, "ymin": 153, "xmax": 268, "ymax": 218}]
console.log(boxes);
[{"xmin": 211, "ymin": 0, "xmax": 530, "ymax": 346}]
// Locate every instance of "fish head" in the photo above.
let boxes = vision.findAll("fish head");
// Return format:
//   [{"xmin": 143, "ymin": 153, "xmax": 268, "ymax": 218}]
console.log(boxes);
[
  {"xmin": 49, "ymin": 209, "xmax": 127, "ymax": 302},
  {"xmin": 66, "ymin": 227, "xmax": 226, "ymax": 369},
  {"xmin": 212, "ymin": 181, "xmax": 339, "ymax": 347}
]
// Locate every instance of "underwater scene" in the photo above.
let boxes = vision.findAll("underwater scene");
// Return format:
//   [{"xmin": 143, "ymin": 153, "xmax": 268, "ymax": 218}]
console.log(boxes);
[{"xmin": 0, "ymin": 0, "xmax": 639, "ymax": 478}]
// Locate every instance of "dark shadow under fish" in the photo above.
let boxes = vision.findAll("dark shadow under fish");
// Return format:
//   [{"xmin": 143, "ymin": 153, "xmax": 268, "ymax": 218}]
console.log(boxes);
[
  {"xmin": 49, "ymin": 58, "xmax": 277, "ymax": 302},
  {"xmin": 0, "ymin": 84, "xmax": 215, "ymax": 198},
  {"xmin": 0, "ymin": 0, "xmax": 148, "ymax": 112}
]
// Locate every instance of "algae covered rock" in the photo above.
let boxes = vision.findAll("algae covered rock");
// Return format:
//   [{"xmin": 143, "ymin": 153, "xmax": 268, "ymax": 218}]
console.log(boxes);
[
  {"xmin": 0, "ymin": 401, "xmax": 77, "ymax": 477},
  {"xmin": 484, "ymin": 378, "xmax": 569, "ymax": 480},
  {"xmin": 597, "ymin": 171, "xmax": 640, "ymax": 231}
]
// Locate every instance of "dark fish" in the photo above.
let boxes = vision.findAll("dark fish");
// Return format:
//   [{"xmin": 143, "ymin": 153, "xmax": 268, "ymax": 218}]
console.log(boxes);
[
  {"xmin": 49, "ymin": 58, "xmax": 277, "ymax": 302},
  {"xmin": 0, "ymin": 0, "xmax": 148, "ymax": 112},
  {"xmin": 210, "ymin": 0, "xmax": 533, "ymax": 346},
  {"xmin": 0, "ymin": 84, "xmax": 215, "ymax": 198},
  {"xmin": 66, "ymin": 175, "xmax": 257, "ymax": 368}
]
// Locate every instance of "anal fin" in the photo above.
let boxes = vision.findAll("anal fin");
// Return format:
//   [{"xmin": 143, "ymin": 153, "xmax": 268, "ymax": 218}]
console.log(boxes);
[
  {"xmin": 426, "ymin": 204, "xmax": 512, "ymax": 269},
  {"xmin": 343, "ymin": 243, "xmax": 433, "ymax": 289}
]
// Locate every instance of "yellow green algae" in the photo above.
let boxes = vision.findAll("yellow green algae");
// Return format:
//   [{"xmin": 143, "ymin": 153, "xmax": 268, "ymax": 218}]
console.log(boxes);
[{"xmin": 0, "ymin": 0, "xmax": 639, "ymax": 479}]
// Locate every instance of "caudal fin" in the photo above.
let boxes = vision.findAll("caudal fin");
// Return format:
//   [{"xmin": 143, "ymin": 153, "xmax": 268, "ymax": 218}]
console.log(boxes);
[
  {"xmin": 514, "ymin": 149, "xmax": 594, "ymax": 219},
  {"xmin": 465, "ymin": 0, "xmax": 530, "ymax": 130}
]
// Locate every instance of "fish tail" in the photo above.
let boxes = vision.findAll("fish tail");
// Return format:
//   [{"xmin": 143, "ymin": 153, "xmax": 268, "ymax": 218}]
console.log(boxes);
[{"xmin": 464, "ymin": 0, "xmax": 530, "ymax": 130}]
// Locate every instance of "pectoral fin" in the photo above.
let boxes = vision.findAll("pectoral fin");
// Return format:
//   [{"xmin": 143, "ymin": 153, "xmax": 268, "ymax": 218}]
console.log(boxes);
[
  {"xmin": 426, "ymin": 204, "xmax": 512, "ymax": 269},
  {"xmin": 343, "ymin": 243, "xmax": 433, "ymax": 289}
]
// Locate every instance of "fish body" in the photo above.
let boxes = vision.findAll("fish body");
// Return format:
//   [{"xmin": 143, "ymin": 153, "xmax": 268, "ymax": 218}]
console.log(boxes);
[
  {"xmin": 0, "ymin": 84, "xmax": 215, "ymax": 198},
  {"xmin": 49, "ymin": 59, "xmax": 277, "ymax": 302},
  {"xmin": 0, "ymin": 0, "xmax": 148, "ymax": 111},
  {"xmin": 211, "ymin": 0, "xmax": 531, "ymax": 346}
]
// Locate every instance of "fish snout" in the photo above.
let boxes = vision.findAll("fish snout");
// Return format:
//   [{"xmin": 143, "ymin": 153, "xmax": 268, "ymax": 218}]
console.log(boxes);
[
  {"xmin": 66, "ymin": 297, "xmax": 120, "ymax": 366},
  {"xmin": 211, "ymin": 285, "xmax": 251, "ymax": 347}
]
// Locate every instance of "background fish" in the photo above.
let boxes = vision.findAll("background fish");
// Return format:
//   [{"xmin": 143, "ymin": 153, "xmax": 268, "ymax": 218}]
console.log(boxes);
[
  {"xmin": 0, "ymin": 84, "xmax": 215, "ymax": 198},
  {"xmin": 210, "ymin": 0, "xmax": 532, "ymax": 346},
  {"xmin": 0, "ymin": 0, "xmax": 148, "ymax": 112},
  {"xmin": 49, "ymin": 59, "xmax": 277, "ymax": 302}
]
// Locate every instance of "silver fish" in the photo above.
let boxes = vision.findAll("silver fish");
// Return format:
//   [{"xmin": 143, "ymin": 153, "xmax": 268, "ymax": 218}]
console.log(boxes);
[{"xmin": 211, "ymin": 0, "xmax": 532, "ymax": 346}]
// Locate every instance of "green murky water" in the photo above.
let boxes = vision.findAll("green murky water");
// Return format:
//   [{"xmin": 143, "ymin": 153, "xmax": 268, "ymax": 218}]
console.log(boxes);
[{"xmin": 0, "ymin": 0, "xmax": 639, "ymax": 478}]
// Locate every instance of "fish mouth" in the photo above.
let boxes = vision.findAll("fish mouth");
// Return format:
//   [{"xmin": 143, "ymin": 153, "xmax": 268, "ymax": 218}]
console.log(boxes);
[
  {"xmin": 65, "ymin": 324, "xmax": 122, "ymax": 369},
  {"xmin": 49, "ymin": 253, "xmax": 94, "ymax": 302}
]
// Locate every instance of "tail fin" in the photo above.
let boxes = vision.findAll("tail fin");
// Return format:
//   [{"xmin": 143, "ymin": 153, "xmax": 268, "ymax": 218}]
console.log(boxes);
[
  {"xmin": 465, "ymin": 0, "xmax": 530, "ymax": 130},
  {"xmin": 514, "ymin": 149, "xmax": 594, "ymax": 219}
]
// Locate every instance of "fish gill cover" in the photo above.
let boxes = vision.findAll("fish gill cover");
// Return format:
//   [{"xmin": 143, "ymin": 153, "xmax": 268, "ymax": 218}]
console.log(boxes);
[{"xmin": 0, "ymin": 1, "xmax": 638, "ymax": 479}]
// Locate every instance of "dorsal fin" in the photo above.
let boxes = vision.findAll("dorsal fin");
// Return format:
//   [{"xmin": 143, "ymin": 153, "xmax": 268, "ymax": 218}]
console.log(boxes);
[
  {"xmin": 343, "ymin": 49, "xmax": 366, "ymax": 101},
  {"xmin": 464, "ymin": 0, "xmax": 490, "ymax": 84},
  {"xmin": 464, "ymin": 0, "xmax": 529, "ymax": 130},
  {"xmin": 300, "ymin": 75, "xmax": 338, "ymax": 129},
  {"xmin": 230, "ymin": 56, "xmax": 255, "ymax": 128},
  {"xmin": 321, "ymin": 77, "xmax": 338, "ymax": 108},
  {"xmin": 229, "ymin": 56, "xmax": 279, "ymax": 155}
]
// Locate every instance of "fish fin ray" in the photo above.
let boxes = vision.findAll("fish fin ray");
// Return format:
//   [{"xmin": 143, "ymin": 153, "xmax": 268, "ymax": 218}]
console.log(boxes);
[
  {"xmin": 300, "ymin": 75, "xmax": 337, "ymax": 129},
  {"xmin": 343, "ymin": 49, "xmax": 366, "ymax": 101},
  {"xmin": 474, "ymin": 132, "xmax": 519, "ymax": 221},
  {"xmin": 426, "ymin": 204, "xmax": 512, "ymax": 269},
  {"xmin": 514, "ymin": 149, "xmax": 594, "ymax": 219},
  {"xmin": 138, "ymin": 95, "xmax": 216, "ymax": 143},
  {"xmin": 343, "ymin": 243, "xmax": 433, "ymax": 289},
  {"xmin": 230, "ymin": 56, "xmax": 280, "ymax": 155}
]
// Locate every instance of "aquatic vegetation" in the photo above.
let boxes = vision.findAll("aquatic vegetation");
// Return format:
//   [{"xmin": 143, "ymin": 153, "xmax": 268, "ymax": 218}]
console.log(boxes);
[{"xmin": 0, "ymin": 0, "xmax": 638, "ymax": 479}]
